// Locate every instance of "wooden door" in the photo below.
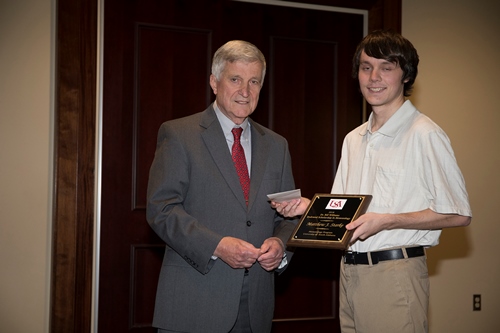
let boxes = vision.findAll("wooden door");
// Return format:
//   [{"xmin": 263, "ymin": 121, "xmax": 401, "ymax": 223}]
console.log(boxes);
[
  {"xmin": 50, "ymin": 0, "xmax": 401, "ymax": 332},
  {"xmin": 99, "ymin": 0, "xmax": 362, "ymax": 332}
]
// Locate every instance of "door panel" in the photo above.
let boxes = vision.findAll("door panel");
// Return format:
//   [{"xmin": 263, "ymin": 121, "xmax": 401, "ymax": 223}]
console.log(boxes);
[
  {"xmin": 100, "ymin": 1, "xmax": 364, "ymax": 332},
  {"xmin": 133, "ymin": 25, "xmax": 213, "ymax": 210}
]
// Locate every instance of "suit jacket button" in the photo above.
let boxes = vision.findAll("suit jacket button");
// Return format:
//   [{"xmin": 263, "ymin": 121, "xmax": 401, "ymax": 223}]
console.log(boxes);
[{"xmin": 246, "ymin": 221, "xmax": 252, "ymax": 226}]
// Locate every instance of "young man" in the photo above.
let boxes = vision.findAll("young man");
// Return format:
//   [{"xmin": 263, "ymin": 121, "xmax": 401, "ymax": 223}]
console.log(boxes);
[
  {"xmin": 147, "ymin": 40, "xmax": 298, "ymax": 333},
  {"xmin": 273, "ymin": 30, "xmax": 471, "ymax": 332}
]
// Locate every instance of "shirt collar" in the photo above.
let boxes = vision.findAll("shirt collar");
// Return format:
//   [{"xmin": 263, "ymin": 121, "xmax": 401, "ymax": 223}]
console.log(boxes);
[
  {"xmin": 361, "ymin": 100, "xmax": 417, "ymax": 137},
  {"xmin": 213, "ymin": 101, "xmax": 250, "ymax": 138}
]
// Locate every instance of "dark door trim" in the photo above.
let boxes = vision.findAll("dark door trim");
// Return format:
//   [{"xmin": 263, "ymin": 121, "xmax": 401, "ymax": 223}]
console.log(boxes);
[
  {"xmin": 50, "ymin": 0, "xmax": 98, "ymax": 332},
  {"xmin": 50, "ymin": 1, "xmax": 400, "ymax": 332}
]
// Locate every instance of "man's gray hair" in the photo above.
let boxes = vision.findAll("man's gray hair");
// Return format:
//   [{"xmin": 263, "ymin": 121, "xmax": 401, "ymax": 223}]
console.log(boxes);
[{"xmin": 211, "ymin": 40, "xmax": 266, "ymax": 84}]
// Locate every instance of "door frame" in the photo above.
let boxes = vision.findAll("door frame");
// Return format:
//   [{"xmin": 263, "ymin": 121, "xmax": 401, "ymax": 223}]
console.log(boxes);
[{"xmin": 50, "ymin": 1, "xmax": 401, "ymax": 332}]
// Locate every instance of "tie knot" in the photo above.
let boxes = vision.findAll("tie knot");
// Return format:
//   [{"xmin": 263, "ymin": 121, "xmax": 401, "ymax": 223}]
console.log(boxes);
[{"xmin": 232, "ymin": 127, "xmax": 243, "ymax": 141}]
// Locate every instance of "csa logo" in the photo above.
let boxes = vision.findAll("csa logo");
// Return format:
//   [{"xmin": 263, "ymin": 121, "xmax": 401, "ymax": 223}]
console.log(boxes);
[{"xmin": 326, "ymin": 199, "xmax": 347, "ymax": 210}]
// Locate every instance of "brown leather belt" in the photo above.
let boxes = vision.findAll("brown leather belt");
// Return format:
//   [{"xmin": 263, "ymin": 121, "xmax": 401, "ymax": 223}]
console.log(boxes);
[{"xmin": 343, "ymin": 246, "xmax": 425, "ymax": 265}]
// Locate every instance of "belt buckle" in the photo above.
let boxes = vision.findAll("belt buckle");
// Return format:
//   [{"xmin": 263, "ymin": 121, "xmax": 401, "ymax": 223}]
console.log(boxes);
[{"xmin": 344, "ymin": 251, "xmax": 358, "ymax": 265}]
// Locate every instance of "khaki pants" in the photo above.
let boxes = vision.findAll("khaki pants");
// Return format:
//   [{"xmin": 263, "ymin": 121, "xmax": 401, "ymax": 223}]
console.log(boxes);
[{"xmin": 340, "ymin": 255, "xmax": 429, "ymax": 333}]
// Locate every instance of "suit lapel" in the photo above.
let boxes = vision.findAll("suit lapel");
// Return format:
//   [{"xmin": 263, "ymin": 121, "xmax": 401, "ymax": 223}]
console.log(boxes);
[
  {"xmin": 200, "ymin": 106, "xmax": 248, "ymax": 209},
  {"xmin": 248, "ymin": 119, "xmax": 270, "ymax": 211}
]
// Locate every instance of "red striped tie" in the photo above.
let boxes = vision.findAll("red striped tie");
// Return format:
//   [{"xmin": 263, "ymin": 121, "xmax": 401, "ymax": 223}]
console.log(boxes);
[{"xmin": 231, "ymin": 127, "xmax": 250, "ymax": 205}]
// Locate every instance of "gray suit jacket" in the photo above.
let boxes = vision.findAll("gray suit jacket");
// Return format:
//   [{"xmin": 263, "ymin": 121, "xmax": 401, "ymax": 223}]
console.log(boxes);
[{"xmin": 146, "ymin": 104, "xmax": 298, "ymax": 333}]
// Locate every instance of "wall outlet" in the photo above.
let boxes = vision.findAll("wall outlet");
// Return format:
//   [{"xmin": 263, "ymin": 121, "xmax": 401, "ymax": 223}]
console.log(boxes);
[{"xmin": 473, "ymin": 294, "xmax": 481, "ymax": 311}]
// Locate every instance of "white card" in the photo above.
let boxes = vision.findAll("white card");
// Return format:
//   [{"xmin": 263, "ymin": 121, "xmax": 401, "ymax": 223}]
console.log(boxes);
[{"xmin": 266, "ymin": 189, "xmax": 301, "ymax": 202}]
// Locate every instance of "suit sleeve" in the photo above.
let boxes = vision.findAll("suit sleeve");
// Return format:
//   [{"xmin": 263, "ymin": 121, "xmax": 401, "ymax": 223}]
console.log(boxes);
[
  {"xmin": 146, "ymin": 122, "xmax": 222, "ymax": 274},
  {"xmin": 272, "ymin": 139, "xmax": 299, "ymax": 271}
]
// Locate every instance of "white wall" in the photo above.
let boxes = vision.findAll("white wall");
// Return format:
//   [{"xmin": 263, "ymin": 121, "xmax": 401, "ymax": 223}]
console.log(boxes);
[
  {"xmin": 0, "ymin": 0, "xmax": 53, "ymax": 332},
  {"xmin": 0, "ymin": 0, "xmax": 498, "ymax": 332},
  {"xmin": 403, "ymin": 0, "xmax": 500, "ymax": 331}
]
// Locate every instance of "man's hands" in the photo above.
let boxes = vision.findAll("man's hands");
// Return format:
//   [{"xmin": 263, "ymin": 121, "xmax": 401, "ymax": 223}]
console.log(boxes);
[
  {"xmin": 214, "ymin": 236, "xmax": 285, "ymax": 272},
  {"xmin": 345, "ymin": 212, "xmax": 389, "ymax": 243},
  {"xmin": 271, "ymin": 197, "xmax": 310, "ymax": 217},
  {"xmin": 214, "ymin": 237, "xmax": 260, "ymax": 269},
  {"xmin": 257, "ymin": 237, "xmax": 285, "ymax": 271}
]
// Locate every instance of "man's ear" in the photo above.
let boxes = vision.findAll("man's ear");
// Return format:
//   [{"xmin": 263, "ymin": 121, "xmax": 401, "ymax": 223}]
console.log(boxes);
[{"xmin": 209, "ymin": 74, "xmax": 218, "ymax": 94}]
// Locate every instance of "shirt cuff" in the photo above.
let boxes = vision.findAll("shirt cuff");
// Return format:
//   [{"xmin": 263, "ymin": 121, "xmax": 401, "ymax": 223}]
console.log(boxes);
[{"xmin": 277, "ymin": 252, "xmax": 288, "ymax": 270}]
